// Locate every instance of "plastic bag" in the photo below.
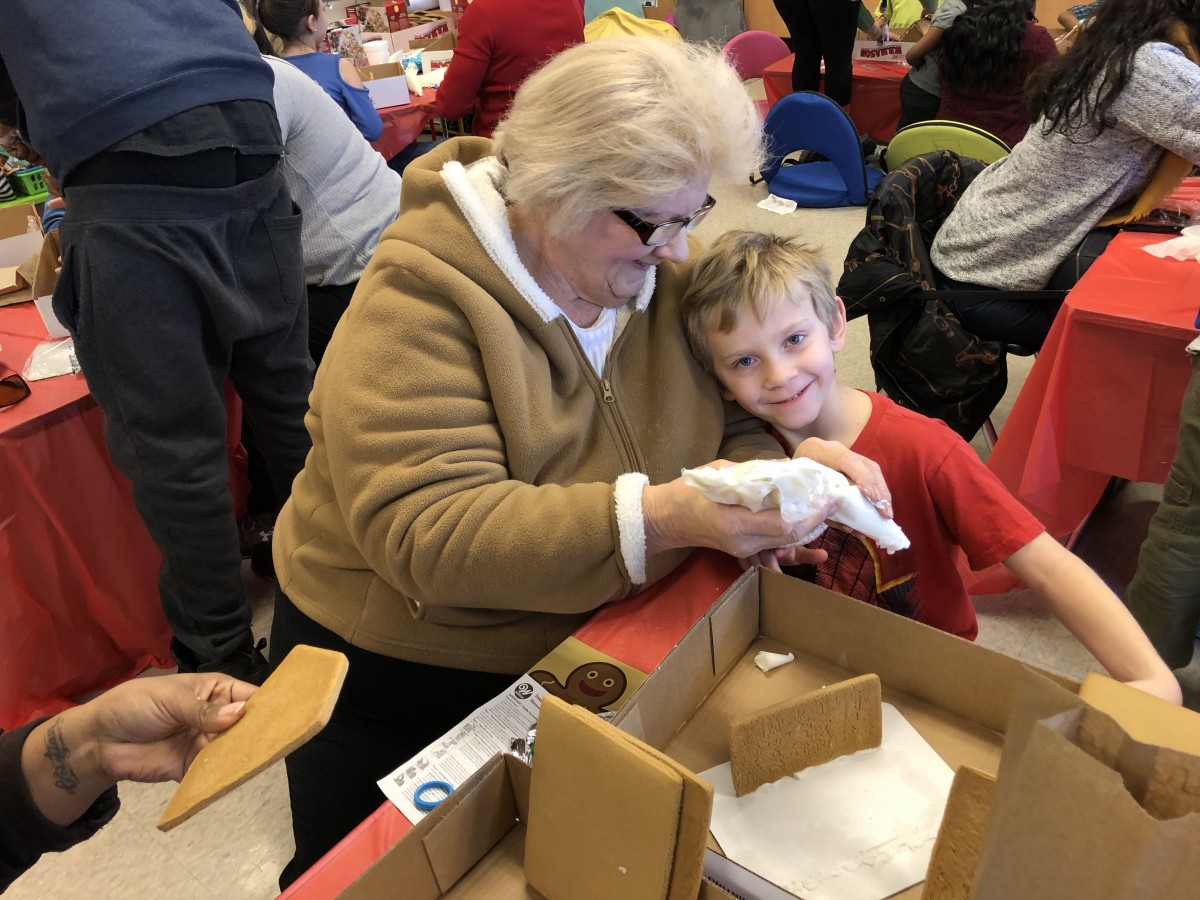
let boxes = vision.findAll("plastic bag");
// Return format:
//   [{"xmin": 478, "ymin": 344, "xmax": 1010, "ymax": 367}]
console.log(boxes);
[{"xmin": 22, "ymin": 336, "xmax": 79, "ymax": 381}]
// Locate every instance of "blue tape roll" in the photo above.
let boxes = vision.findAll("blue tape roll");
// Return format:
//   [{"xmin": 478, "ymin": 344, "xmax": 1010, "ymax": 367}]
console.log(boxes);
[{"xmin": 413, "ymin": 780, "xmax": 454, "ymax": 811}]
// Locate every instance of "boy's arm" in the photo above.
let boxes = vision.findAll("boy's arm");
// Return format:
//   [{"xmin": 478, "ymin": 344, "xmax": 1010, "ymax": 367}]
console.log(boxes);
[{"xmin": 1004, "ymin": 533, "xmax": 1181, "ymax": 704}]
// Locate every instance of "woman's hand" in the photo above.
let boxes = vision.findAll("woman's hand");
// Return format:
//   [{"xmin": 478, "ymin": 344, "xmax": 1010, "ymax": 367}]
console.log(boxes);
[
  {"xmin": 792, "ymin": 436, "xmax": 893, "ymax": 519},
  {"xmin": 643, "ymin": 476, "xmax": 836, "ymax": 562},
  {"xmin": 22, "ymin": 674, "xmax": 256, "ymax": 826}
]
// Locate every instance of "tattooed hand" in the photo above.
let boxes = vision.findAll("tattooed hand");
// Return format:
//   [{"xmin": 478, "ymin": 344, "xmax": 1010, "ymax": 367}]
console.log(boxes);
[{"xmin": 20, "ymin": 673, "xmax": 256, "ymax": 827}]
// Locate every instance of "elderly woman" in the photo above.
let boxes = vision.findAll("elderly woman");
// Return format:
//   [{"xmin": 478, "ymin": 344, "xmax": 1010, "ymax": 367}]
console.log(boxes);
[{"xmin": 269, "ymin": 37, "xmax": 829, "ymax": 886}]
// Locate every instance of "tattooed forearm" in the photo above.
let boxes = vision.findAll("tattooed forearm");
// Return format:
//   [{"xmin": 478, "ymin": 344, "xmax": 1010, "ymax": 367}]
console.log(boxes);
[{"xmin": 44, "ymin": 720, "xmax": 81, "ymax": 794}]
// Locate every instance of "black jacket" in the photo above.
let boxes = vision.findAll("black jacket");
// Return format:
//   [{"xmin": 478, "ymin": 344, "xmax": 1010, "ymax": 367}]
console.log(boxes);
[
  {"xmin": 0, "ymin": 720, "xmax": 119, "ymax": 891},
  {"xmin": 838, "ymin": 151, "xmax": 1007, "ymax": 440}
]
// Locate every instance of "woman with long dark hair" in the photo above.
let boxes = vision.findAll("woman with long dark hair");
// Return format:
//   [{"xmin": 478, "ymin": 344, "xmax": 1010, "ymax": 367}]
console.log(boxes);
[
  {"xmin": 930, "ymin": 0, "xmax": 1200, "ymax": 348},
  {"xmin": 938, "ymin": 0, "xmax": 1057, "ymax": 146}
]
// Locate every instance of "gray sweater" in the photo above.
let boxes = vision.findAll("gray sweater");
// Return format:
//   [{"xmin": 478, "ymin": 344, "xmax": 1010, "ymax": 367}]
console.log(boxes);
[
  {"xmin": 931, "ymin": 42, "xmax": 1200, "ymax": 289},
  {"xmin": 267, "ymin": 56, "xmax": 402, "ymax": 287}
]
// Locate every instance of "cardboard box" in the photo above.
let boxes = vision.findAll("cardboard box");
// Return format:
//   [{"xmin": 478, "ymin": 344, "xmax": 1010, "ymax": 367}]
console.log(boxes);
[
  {"xmin": 344, "ymin": 570, "xmax": 1075, "ymax": 898},
  {"xmin": 358, "ymin": 62, "xmax": 411, "ymax": 108},
  {"xmin": 852, "ymin": 39, "xmax": 913, "ymax": 63},
  {"xmin": 609, "ymin": 568, "xmax": 1075, "ymax": 898}
]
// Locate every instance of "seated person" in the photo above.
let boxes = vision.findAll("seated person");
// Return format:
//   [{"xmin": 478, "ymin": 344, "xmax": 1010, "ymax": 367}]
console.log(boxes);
[
  {"xmin": 930, "ymin": 0, "xmax": 1200, "ymax": 349},
  {"xmin": 938, "ymin": 0, "xmax": 1058, "ymax": 148},
  {"xmin": 2, "ymin": 673, "xmax": 254, "ymax": 891},
  {"xmin": 435, "ymin": 0, "xmax": 584, "ymax": 138},
  {"xmin": 680, "ymin": 229, "xmax": 1181, "ymax": 705},
  {"xmin": 255, "ymin": 0, "xmax": 383, "ymax": 141}
]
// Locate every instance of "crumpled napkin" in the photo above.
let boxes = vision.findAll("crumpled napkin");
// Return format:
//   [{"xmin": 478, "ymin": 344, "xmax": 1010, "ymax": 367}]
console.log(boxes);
[
  {"xmin": 757, "ymin": 194, "xmax": 797, "ymax": 216},
  {"xmin": 1143, "ymin": 225, "xmax": 1200, "ymax": 261},
  {"xmin": 682, "ymin": 457, "xmax": 910, "ymax": 554}
]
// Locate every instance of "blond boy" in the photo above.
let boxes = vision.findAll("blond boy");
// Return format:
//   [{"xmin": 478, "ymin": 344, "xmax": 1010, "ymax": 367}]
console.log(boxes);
[{"xmin": 681, "ymin": 230, "xmax": 1180, "ymax": 703}]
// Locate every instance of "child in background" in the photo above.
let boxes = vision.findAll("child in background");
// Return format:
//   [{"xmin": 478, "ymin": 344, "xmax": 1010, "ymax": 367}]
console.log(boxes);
[
  {"xmin": 680, "ymin": 230, "xmax": 1181, "ymax": 704},
  {"xmin": 896, "ymin": 0, "xmax": 969, "ymax": 130},
  {"xmin": 254, "ymin": 0, "xmax": 383, "ymax": 142}
]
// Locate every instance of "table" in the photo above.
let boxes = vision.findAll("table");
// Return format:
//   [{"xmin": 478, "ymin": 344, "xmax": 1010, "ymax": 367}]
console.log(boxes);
[
  {"xmin": 0, "ymin": 302, "xmax": 249, "ymax": 729},
  {"xmin": 987, "ymin": 230, "xmax": 1200, "ymax": 537},
  {"xmin": 0, "ymin": 302, "xmax": 170, "ymax": 728},
  {"xmin": 763, "ymin": 56, "xmax": 907, "ymax": 142},
  {"xmin": 280, "ymin": 549, "xmax": 745, "ymax": 899},
  {"xmin": 370, "ymin": 91, "xmax": 439, "ymax": 161}
]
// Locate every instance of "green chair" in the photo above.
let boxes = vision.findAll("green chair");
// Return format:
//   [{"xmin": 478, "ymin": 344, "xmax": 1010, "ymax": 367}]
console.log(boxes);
[{"xmin": 883, "ymin": 120, "xmax": 1011, "ymax": 173}]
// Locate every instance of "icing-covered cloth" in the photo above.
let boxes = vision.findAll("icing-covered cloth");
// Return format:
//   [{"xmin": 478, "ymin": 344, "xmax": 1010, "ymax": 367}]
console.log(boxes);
[{"xmin": 683, "ymin": 457, "xmax": 911, "ymax": 554}]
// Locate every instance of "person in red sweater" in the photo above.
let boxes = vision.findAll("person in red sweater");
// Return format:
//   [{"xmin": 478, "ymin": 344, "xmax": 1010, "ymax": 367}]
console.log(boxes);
[
  {"xmin": 937, "ymin": 0, "xmax": 1058, "ymax": 147},
  {"xmin": 435, "ymin": 0, "xmax": 584, "ymax": 138}
]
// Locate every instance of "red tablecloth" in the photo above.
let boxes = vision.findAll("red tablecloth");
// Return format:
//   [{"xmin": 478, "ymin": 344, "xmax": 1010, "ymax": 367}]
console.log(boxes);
[
  {"xmin": 280, "ymin": 549, "xmax": 744, "ymax": 899},
  {"xmin": 763, "ymin": 56, "xmax": 907, "ymax": 142},
  {"xmin": 0, "ymin": 302, "xmax": 248, "ymax": 729},
  {"xmin": 987, "ymin": 230, "xmax": 1199, "ymax": 536},
  {"xmin": 370, "ymin": 91, "xmax": 439, "ymax": 161}
]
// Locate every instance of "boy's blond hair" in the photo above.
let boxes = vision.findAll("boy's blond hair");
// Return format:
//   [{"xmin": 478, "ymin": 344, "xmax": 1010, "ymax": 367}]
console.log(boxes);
[{"xmin": 681, "ymin": 230, "xmax": 841, "ymax": 372}]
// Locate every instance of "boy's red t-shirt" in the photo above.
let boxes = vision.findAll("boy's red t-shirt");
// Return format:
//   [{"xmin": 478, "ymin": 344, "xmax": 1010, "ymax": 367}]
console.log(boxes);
[{"xmin": 787, "ymin": 392, "xmax": 1045, "ymax": 639}]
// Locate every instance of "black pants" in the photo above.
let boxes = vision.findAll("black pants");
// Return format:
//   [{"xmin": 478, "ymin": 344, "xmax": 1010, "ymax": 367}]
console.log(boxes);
[
  {"xmin": 55, "ymin": 161, "xmax": 313, "ymax": 662},
  {"xmin": 773, "ymin": 0, "xmax": 860, "ymax": 105},
  {"xmin": 897, "ymin": 72, "xmax": 941, "ymax": 132},
  {"xmin": 271, "ymin": 589, "xmax": 515, "ymax": 890},
  {"xmin": 940, "ymin": 227, "xmax": 1119, "ymax": 350}
]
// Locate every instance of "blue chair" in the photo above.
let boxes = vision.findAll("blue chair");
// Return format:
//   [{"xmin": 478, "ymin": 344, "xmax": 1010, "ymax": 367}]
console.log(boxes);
[{"xmin": 758, "ymin": 91, "xmax": 883, "ymax": 208}]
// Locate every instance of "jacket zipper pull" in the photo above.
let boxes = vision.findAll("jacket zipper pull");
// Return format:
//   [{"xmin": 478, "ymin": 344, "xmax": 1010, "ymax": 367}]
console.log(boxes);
[{"xmin": 601, "ymin": 379, "xmax": 615, "ymax": 403}]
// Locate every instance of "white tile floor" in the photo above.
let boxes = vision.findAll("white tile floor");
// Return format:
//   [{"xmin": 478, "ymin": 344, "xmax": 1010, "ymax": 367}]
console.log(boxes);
[{"xmin": 8, "ymin": 176, "xmax": 1197, "ymax": 900}]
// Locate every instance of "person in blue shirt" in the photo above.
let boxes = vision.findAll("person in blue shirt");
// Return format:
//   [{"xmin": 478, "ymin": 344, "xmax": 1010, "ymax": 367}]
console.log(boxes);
[
  {"xmin": 0, "ymin": 0, "xmax": 314, "ymax": 685},
  {"xmin": 254, "ymin": 0, "xmax": 383, "ymax": 142}
]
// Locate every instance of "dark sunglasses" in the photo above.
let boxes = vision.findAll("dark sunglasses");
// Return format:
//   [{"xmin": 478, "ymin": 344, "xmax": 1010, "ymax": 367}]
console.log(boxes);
[
  {"xmin": 612, "ymin": 194, "xmax": 716, "ymax": 247},
  {"xmin": 0, "ymin": 372, "xmax": 30, "ymax": 409}
]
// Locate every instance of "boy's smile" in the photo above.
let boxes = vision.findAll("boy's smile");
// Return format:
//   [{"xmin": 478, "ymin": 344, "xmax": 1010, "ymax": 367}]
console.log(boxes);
[{"xmin": 707, "ymin": 292, "xmax": 847, "ymax": 446}]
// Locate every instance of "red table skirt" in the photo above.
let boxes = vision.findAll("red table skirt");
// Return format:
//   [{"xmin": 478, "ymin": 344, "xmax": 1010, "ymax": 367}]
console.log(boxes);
[
  {"xmin": 987, "ymin": 229, "xmax": 1199, "ymax": 536},
  {"xmin": 763, "ymin": 56, "xmax": 907, "ymax": 142},
  {"xmin": 0, "ymin": 301, "xmax": 247, "ymax": 728},
  {"xmin": 371, "ymin": 91, "xmax": 439, "ymax": 161}
]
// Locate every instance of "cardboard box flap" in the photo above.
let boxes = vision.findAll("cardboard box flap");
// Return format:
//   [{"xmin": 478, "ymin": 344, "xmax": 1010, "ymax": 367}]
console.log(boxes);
[
  {"xmin": 758, "ymin": 568, "xmax": 1056, "ymax": 733},
  {"xmin": 1079, "ymin": 672, "xmax": 1200, "ymax": 755},
  {"xmin": 709, "ymin": 569, "xmax": 760, "ymax": 679},
  {"xmin": 612, "ymin": 603, "xmax": 722, "ymax": 750},
  {"xmin": 423, "ymin": 755, "xmax": 523, "ymax": 892},
  {"xmin": 342, "ymin": 753, "xmax": 532, "ymax": 899}
]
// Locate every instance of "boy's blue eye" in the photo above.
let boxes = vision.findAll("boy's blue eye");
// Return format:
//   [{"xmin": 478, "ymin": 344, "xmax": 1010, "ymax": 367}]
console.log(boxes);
[
  {"xmin": 785, "ymin": 333, "xmax": 805, "ymax": 347},
  {"xmin": 733, "ymin": 356, "xmax": 755, "ymax": 369}
]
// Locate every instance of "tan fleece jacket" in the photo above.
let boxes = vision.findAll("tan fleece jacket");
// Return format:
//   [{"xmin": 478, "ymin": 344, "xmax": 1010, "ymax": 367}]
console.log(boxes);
[{"xmin": 273, "ymin": 137, "xmax": 781, "ymax": 673}]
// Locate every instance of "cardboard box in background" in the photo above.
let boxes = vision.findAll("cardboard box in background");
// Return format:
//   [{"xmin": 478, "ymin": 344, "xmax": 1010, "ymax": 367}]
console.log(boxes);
[
  {"xmin": 0, "ymin": 202, "xmax": 38, "ymax": 241},
  {"xmin": 358, "ymin": 62, "xmax": 411, "ymax": 107},
  {"xmin": 328, "ymin": 23, "xmax": 367, "ymax": 66},
  {"xmin": 409, "ymin": 30, "xmax": 456, "ymax": 52},
  {"xmin": 852, "ymin": 39, "xmax": 912, "ymax": 62},
  {"xmin": 359, "ymin": 0, "xmax": 411, "ymax": 33},
  {"xmin": 343, "ymin": 569, "xmax": 1076, "ymax": 898},
  {"xmin": 643, "ymin": 0, "xmax": 674, "ymax": 23}
]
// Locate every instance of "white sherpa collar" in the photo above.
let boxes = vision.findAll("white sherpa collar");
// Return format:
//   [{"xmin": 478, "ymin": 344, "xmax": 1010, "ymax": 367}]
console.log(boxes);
[{"xmin": 440, "ymin": 156, "xmax": 656, "ymax": 324}]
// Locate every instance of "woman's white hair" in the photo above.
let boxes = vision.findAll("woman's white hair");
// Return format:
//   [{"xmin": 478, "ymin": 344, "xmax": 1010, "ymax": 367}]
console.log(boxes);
[{"xmin": 493, "ymin": 37, "xmax": 764, "ymax": 234}]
